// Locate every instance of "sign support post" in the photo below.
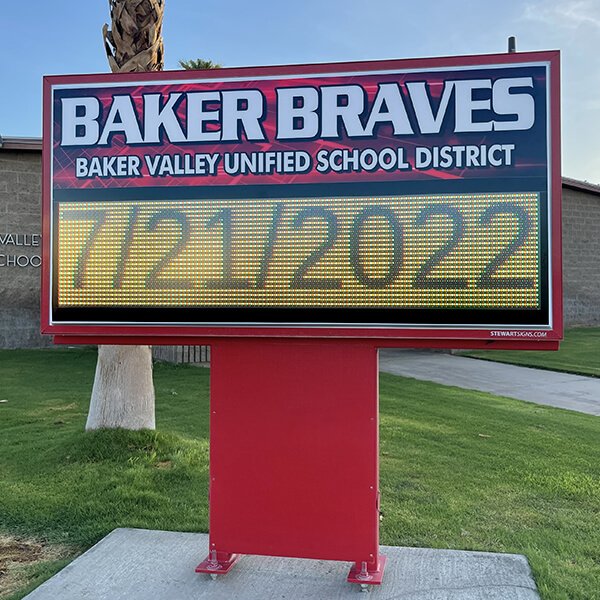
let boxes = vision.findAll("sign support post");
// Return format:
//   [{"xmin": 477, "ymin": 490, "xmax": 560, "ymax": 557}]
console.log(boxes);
[{"xmin": 196, "ymin": 338, "xmax": 386, "ymax": 586}]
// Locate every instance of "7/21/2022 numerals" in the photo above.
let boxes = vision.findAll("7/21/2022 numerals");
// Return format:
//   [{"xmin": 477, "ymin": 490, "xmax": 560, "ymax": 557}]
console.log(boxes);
[{"xmin": 59, "ymin": 198, "xmax": 537, "ymax": 294}]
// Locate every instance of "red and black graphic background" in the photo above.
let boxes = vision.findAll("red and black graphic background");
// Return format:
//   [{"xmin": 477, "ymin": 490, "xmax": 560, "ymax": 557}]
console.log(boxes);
[{"xmin": 51, "ymin": 64, "xmax": 548, "ymax": 191}]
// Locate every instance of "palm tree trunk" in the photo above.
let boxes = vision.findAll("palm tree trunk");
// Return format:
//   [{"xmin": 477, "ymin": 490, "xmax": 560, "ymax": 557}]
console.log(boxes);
[
  {"xmin": 86, "ymin": 0, "xmax": 164, "ymax": 431},
  {"xmin": 86, "ymin": 345, "xmax": 156, "ymax": 430},
  {"xmin": 103, "ymin": 0, "xmax": 164, "ymax": 72}
]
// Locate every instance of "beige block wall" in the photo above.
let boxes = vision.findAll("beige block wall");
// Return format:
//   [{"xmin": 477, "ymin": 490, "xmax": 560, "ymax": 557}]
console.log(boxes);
[
  {"xmin": 561, "ymin": 186, "xmax": 600, "ymax": 325},
  {"xmin": 0, "ymin": 149, "xmax": 52, "ymax": 348}
]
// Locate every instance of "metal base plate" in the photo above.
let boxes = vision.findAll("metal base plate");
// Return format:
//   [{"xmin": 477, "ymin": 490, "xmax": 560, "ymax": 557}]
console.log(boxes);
[
  {"xmin": 347, "ymin": 555, "xmax": 387, "ymax": 586},
  {"xmin": 196, "ymin": 553, "xmax": 242, "ymax": 575}
]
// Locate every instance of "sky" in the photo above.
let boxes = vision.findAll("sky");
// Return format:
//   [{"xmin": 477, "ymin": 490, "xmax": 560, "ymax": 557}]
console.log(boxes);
[{"xmin": 1, "ymin": 0, "xmax": 599, "ymax": 183}]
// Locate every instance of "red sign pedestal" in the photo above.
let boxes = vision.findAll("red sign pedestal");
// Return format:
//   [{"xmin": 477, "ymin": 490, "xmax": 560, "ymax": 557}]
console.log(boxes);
[{"xmin": 195, "ymin": 339, "xmax": 386, "ymax": 586}]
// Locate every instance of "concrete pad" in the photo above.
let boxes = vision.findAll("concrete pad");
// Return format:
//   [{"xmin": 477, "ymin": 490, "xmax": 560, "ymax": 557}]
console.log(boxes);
[
  {"xmin": 379, "ymin": 349, "xmax": 600, "ymax": 416},
  {"xmin": 24, "ymin": 528, "xmax": 539, "ymax": 599}
]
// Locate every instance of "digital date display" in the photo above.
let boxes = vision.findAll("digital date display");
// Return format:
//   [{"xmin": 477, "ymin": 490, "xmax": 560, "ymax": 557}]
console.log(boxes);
[{"xmin": 53, "ymin": 192, "xmax": 541, "ymax": 326}]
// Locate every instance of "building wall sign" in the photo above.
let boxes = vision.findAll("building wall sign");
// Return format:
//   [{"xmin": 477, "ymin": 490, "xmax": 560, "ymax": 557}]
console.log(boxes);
[
  {"xmin": 0, "ymin": 234, "xmax": 41, "ymax": 267},
  {"xmin": 42, "ymin": 51, "xmax": 562, "ymax": 344}
]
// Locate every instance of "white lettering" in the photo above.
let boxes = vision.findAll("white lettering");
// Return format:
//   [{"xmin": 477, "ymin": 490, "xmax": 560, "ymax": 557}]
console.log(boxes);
[
  {"xmin": 316, "ymin": 147, "xmax": 410, "ymax": 173},
  {"xmin": 492, "ymin": 78, "xmax": 535, "ymax": 131},
  {"xmin": 276, "ymin": 87, "xmax": 320, "ymax": 140},
  {"xmin": 378, "ymin": 147, "xmax": 397, "ymax": 171},
  {"xmin": 453, "ymin": 79, "xmax": 493, "ymax": 133},
  {"xmin": 58, "ymin": 76, "xmax": 537, "ymax": 149},
  {"xmin": 200, "ymin": 153, "xmax": 220, "ymax": 175},
  {"xmin": 158, "ymin": 155, "xmax": 175, "ymax": 176},
  {"xmin": 321, "ymin": 85, "xmax": 366, "ymax": 138},
  {"xmin": 61, "ymin": 97, "xmax": 100, "ymax": 146},
  {"xmin": 98, "ymin": 95, "xmax": 144, "ymax": 145},
  {"xmin": 416, "ymin": 147, "xmax": 432, "ymax": 168},
  {"xmin": 415, "ymin": 144, "xmax": 516, "ymax": 169},
  {"xmin": 363, "ymin": 83, "xmax": 414, "ymax": 136},
  {"xmin": 359, "ymin": 149, "xmax": 378, "ymax": 171},
  {"xmin": 223, "ymin": 150, "xmax": 311, "ymax": 175},
  {"xmin": 187, "ymin": 92, "xmax": 221, "ymax": 142},
  {"xmin": 76, "ymin": 157, "xmax": 88, "ymax": 177},
  {"xmin": 145, "ymin": 155, "xmax": 161, "ymax": 176},
  {"xmin": 407, "ymin": 81, "xmax": 454, "ymax": 135},
  {"xmin": 143, "ymin": 93, "xmax": 186, "ymax": 143},
  {"xmin": 76, "ymin": 155, "xmax": 141, "ymax": 178},
  {"xmin": 221, "ymin": 90, "xmax": 266, "ymax": 142},
  {"xmin": 316, "ymin": 149, "xmax": 329, "ymax": 173}
]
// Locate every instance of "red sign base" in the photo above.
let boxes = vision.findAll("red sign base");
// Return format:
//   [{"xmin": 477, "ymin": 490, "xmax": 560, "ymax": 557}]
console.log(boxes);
[
  {"xmin": 197, "ymin": 338, "xmax": 385, "ymax": 587},
  {"xmin": 195, "ymin": 550, "xmax": 241, "ymax": 576},
  {"xmin": 347, "ymin": 554, "xmax": 387, "ymax": 586}
]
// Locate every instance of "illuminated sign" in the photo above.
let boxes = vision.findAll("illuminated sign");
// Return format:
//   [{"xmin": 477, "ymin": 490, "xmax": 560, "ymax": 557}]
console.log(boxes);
[{"xmin": 42, "ymin": 51, "xmax": 562, "ymax": 341}]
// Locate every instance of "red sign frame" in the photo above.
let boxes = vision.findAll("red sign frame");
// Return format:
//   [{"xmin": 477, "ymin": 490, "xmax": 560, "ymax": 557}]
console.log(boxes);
[{"xmin": 42, "ymin": 51, "xmax": 562, "ymax": 349}]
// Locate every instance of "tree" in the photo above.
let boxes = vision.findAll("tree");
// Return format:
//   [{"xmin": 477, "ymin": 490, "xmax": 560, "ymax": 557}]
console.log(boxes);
[
  {"xmin": 103, "ymin": 0, "xmax": 164, "ymax": 72},
  {"xmin": 178, "ymin": 58, "xmax": 222, "ymax": 70},
  {"xmin": 86, "ymin": 0, "xmax": 165, "ymax": 431}
]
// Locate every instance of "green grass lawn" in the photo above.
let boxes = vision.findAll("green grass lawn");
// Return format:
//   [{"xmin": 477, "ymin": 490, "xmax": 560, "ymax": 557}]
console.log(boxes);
[
  {"xmin": 1, "ymin": 348, "xmax": 599, "ymax": 599},
  {"xmin": 462, "ymin": 327, "xmax": 600, "ymax": 378}
]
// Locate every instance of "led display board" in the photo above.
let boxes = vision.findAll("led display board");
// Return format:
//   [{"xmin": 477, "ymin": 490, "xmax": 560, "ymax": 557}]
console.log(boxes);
[{"xmin": 42, "ymin": 51, "xmax": 562, "ymax": 344}]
